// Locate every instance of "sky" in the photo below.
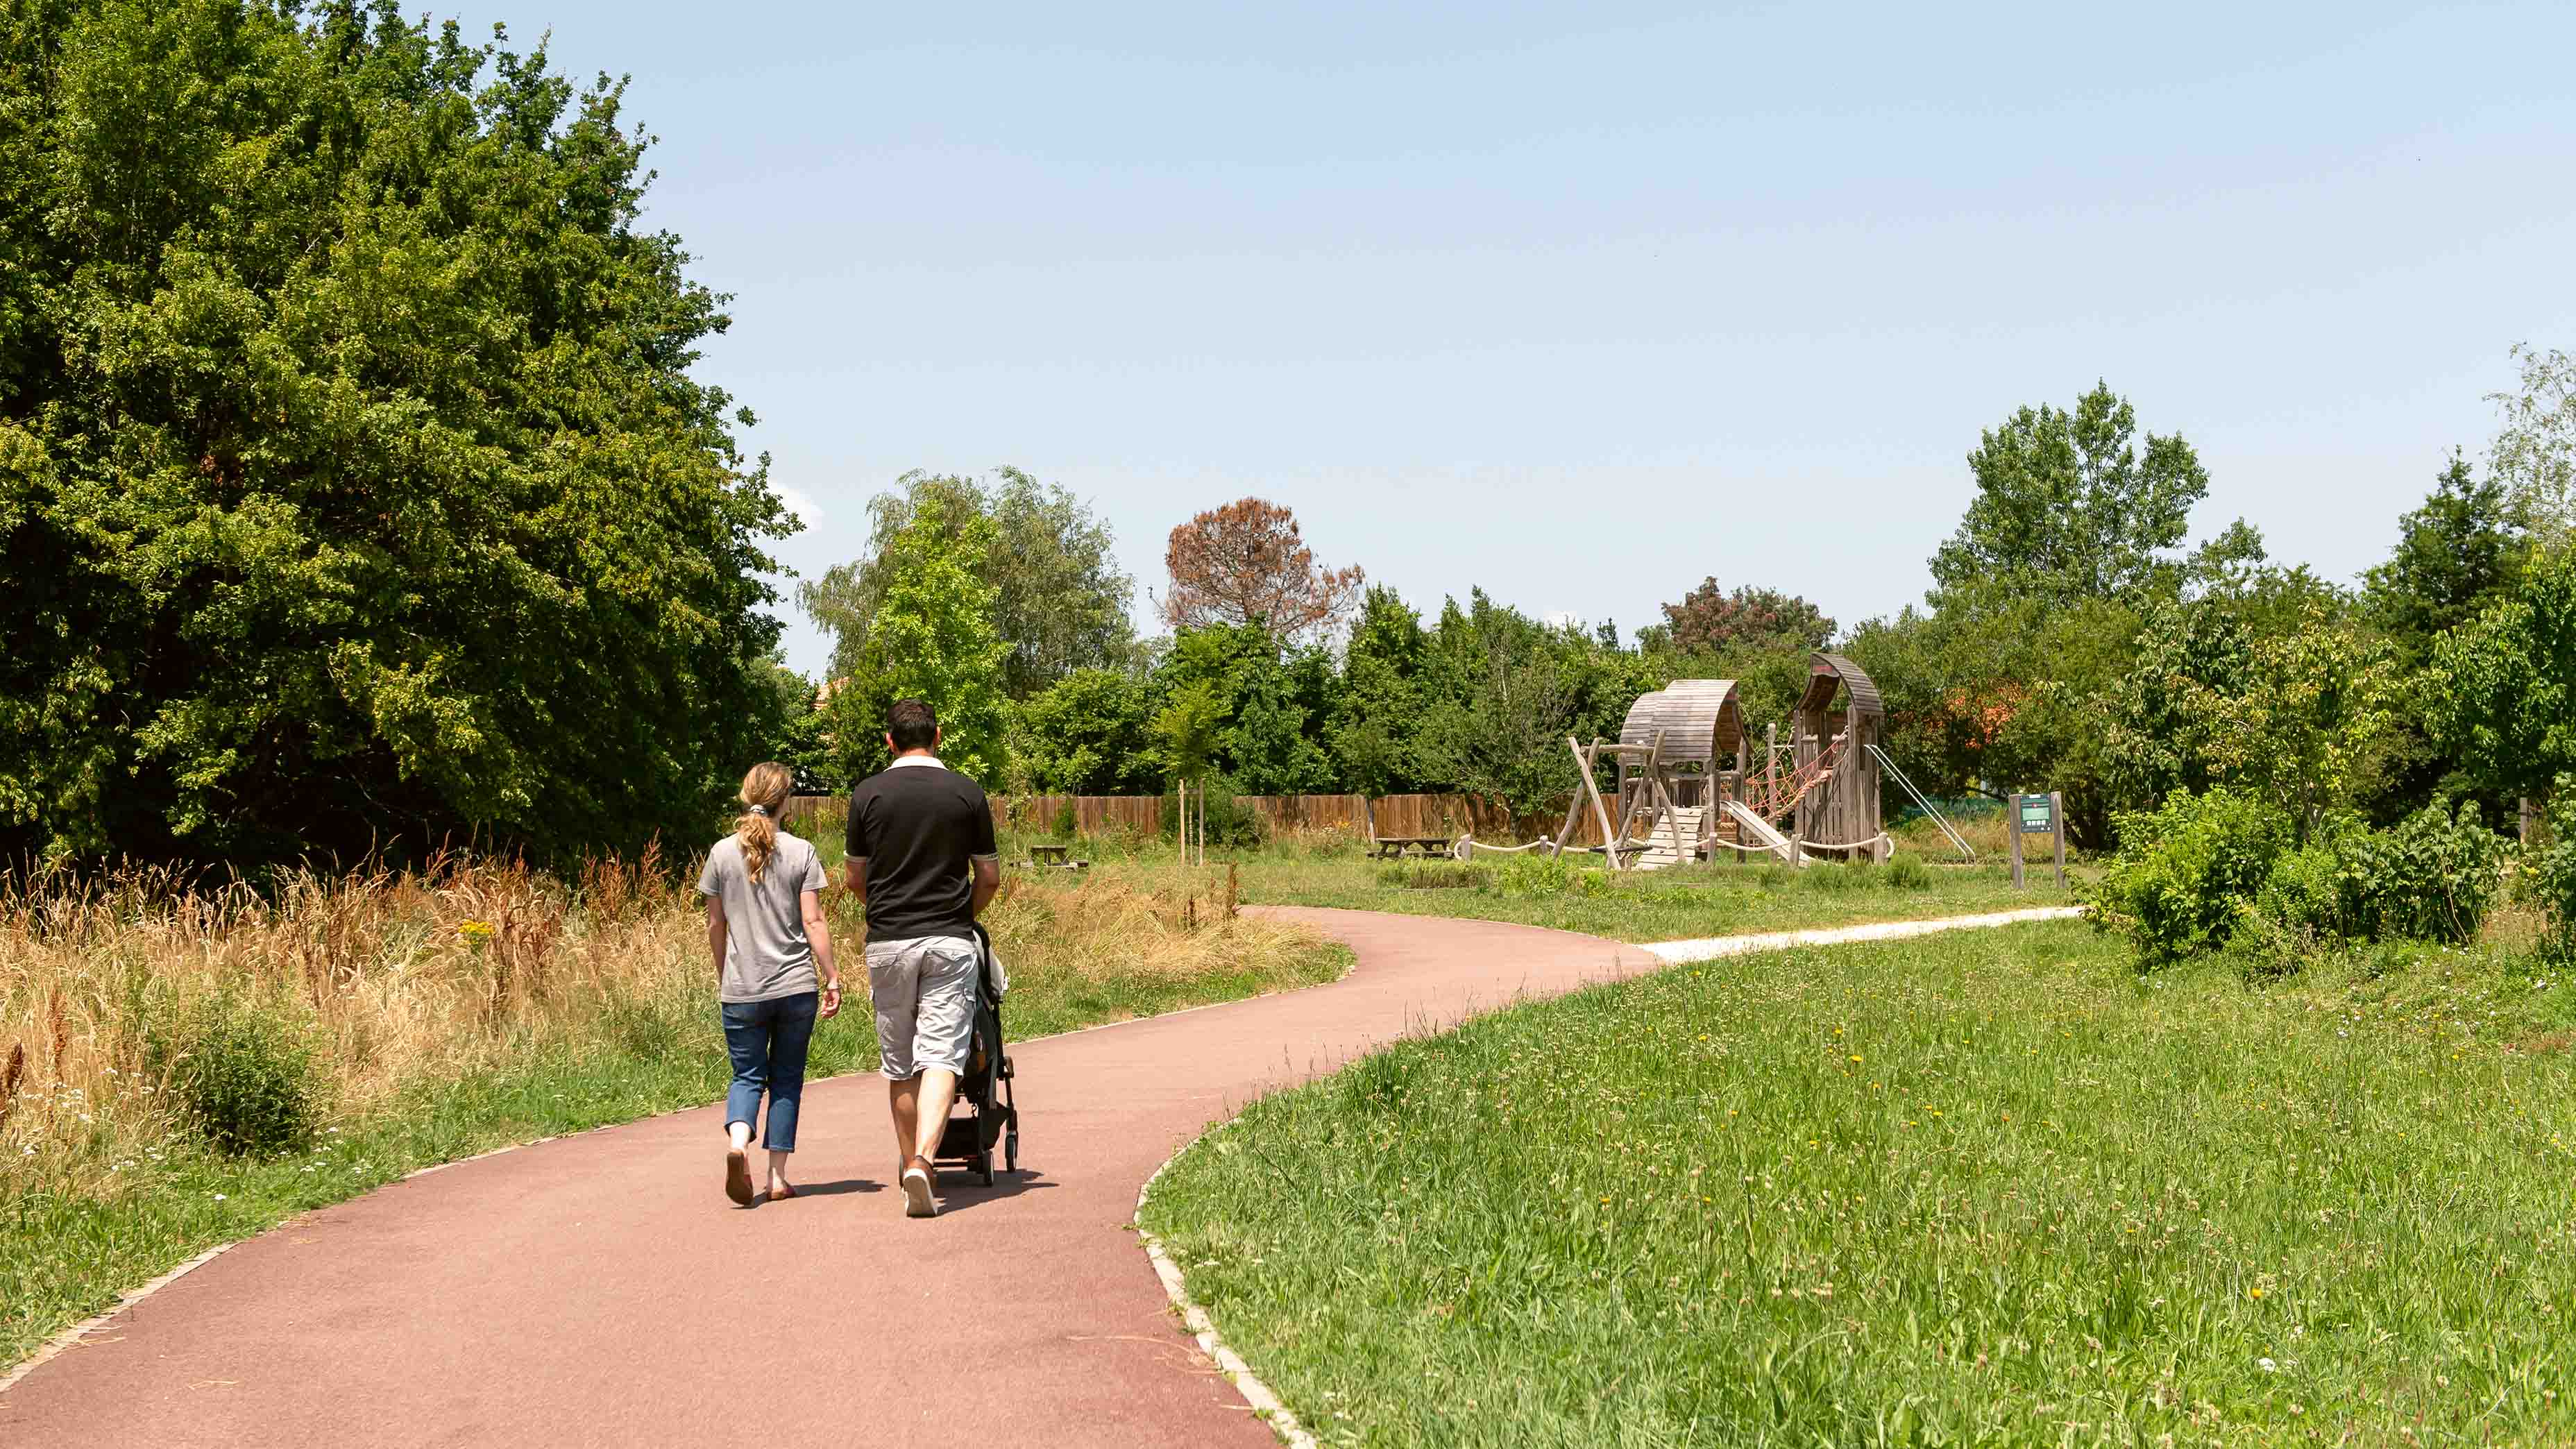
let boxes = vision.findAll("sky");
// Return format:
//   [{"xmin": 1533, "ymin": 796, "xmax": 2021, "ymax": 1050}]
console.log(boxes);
[{"xmin": 485, "ymin": 1, "xmax": 2575, "ymax": 677}]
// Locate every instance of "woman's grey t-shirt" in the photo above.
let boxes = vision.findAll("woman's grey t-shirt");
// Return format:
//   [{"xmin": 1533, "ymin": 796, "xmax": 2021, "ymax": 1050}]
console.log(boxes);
[{"xmin": 697, "ymin": 832, "xmax": 827, "ymax": 1003}]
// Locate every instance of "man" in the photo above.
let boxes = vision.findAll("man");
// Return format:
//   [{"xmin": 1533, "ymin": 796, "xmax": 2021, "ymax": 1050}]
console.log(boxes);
[{"xmin": 845, "ymin": 698, "xmax": 1000, "ymax": 1218}]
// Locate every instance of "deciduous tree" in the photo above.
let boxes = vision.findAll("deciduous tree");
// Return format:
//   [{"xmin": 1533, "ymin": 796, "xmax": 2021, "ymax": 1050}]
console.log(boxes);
[
  {"xmin": 1656, "ymin": 580, "xmax": 1834, "ymax": 655},
  {"xmin": 822, "ymin": 495, "xmax": 1010, "ymax": 783},
  {"xmin": 0, "ymin": 2, "xmax": 790, "ymax": 870},
  {"xmin": 1159, "ymin": 498, "xmax": 1362, "ymax": 644},
  {"xmin": 802, "ymin": 468, "xmax": 1134, "ymax": 700},
  {"xmin": 1929, "ymin": 382, "xmax": 2210, "ymax": 609}
]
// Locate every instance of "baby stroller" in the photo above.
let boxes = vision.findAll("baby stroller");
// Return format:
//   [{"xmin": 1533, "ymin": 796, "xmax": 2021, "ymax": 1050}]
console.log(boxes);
[{"xmin": 932, "ymin": 923, "xmax": 1019, "ymax": 1186}]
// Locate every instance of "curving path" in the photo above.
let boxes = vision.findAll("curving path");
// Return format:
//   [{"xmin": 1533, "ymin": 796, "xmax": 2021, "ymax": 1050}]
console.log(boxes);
[
  {"xmin": 1, "ymin": 909, "xmax": 1658, "ymax": 1448},
  {"xmin": 2, "ymin": 905, "xmax": 2069, "ymax": 1446}
]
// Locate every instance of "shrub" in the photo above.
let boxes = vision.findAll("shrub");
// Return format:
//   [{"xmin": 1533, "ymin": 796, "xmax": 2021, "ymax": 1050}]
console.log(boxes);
[
  {"xmin": 1160, "ymin": 778, "xmax": 1264, "ymax": 849},
  {"xmin": 1495, "ymin": 854, "xmax": 1609, "ymax": 898},
  {"xmin": 2090, "ymin": 788, "xmax": 2290, "ymax": 968},
  {"xmin": 1798, "ymin": 862, "xmax": 1863, "ymax": 893},
  {"xmin": 1051, "ymin": 799, "xmax": 1079, "ymax": 839},
  {"xmin": 1883, "ymin": 854, "xmax": 1932, "ymax": 890},
  {"xmin": 2237, "ymin": 842, "xmax": 2344, "ymax": 980},
  {"xmin": 2338, "ymin": 801, "xmax": 2508, "ymax": 945},
  {"xmin": 1378, "ymin": 861, "xmax": 1489, "ymax": 890},
  {"xmin": 2525, "ymin": 778, "xmax": 2576, "ymax": 963},
  {"xmin": 162, "ymin": 997, "xmax": 322, "ymax": 1157}
]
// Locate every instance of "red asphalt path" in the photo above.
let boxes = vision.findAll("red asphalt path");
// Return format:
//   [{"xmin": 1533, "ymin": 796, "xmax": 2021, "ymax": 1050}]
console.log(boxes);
[{"xmin": 1, "ymin": 908, "xmax": 1656, "ymax": 1448}]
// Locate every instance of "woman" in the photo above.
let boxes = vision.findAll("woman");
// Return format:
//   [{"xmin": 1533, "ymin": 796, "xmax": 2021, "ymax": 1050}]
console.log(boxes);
[{"xmin": 697, "ymin": 762, "xmax": 841, "ymax": 1205}]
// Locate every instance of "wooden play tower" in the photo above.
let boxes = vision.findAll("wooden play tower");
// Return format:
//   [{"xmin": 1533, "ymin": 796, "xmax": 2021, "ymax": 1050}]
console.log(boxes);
[{"xmin": 1788, "ymin": 652, "xmax": 1891, "ymax": 862}]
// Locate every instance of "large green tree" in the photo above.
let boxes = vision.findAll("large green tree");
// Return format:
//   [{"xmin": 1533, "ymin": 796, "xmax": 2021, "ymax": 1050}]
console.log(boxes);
[
  {"xmin": 2430, "ymin": 543, "xmax": 2576, "ymax": 809},
  {"xmin": 0, "ymin": 1, "xmax": 790, "ymax": 870},
  {"xmin": 822, "ymin": 493, "xmax": 1010, "ymax": 783},
  {"xmin": 802, "ymin": 467, "xmax": 1135, "ymax": 700},
  {"xmin": 1929, "ymin": 382, "xmax": 2210, "ymax": 610}
]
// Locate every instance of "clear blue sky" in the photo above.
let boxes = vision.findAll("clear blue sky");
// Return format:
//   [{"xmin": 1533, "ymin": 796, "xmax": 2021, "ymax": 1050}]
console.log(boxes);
[{"xmin": 497, "ymin": 1, "xmax": 2575, "ymax": 676}]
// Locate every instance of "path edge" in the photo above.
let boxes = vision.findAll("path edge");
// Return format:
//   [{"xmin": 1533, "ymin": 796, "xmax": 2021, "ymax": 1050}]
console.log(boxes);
[
  {"xmin": 1135, "ymin": 1119, "xmax": 1320, "ymax": 1449},
  {"xmin": 0, "ymin": 931, "xmax": 1363, "ymax": 1389}
]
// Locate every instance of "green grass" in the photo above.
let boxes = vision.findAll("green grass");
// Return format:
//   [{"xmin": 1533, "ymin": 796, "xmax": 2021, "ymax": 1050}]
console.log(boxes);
[
  {"xmin": 1, "ymin": 918, "xmax": 1348, "ymax": 1371},
  {"xmin": 1230, "ymin": 851, "xmax": 2074, "ymax": 942},
  {"xmin": 1141, "ymin": 923, "xmax": 2576, "ymax": 1447}
]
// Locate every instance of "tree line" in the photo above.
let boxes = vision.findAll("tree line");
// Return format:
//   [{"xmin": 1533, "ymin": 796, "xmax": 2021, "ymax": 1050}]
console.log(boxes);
[
  {"xmin": 768, "ymin": 355, "xmax": 2575, "ymax": 864},
  {"xmin": 6, "ymin": 1, "xmax": 2573, "ymax": 877}
]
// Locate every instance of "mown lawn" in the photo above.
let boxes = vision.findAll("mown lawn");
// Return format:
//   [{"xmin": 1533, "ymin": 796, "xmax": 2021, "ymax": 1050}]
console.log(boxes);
[
  {"xmin": 1140, "ymin": 922, "xmax": 2576, "ymax": 1447},
  {"xmin": 1101, "ymin": 849, "xmax": 2078, "ymax": 942}
]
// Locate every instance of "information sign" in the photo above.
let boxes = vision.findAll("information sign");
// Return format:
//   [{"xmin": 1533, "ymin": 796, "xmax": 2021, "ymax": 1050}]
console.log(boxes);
[{"xmin": 2007, "ymin": 789, "xmax": 2067, "ymax": 889}]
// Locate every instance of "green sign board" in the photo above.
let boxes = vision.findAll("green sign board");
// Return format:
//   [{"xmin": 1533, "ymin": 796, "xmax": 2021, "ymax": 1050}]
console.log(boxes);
[{"xmin": 2018, "ymin": 794, "xmax": 2057, "ymax": 833}]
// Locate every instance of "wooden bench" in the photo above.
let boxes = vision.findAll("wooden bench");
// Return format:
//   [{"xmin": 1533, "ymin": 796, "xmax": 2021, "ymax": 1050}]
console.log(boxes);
[
  {"xmin": 1369, "ymin": 836, "xmax": 1452, "ymax": 861},
  {"xmin": 1026, "ymin": 845, "xmax": 1091, "ymax": 870}
]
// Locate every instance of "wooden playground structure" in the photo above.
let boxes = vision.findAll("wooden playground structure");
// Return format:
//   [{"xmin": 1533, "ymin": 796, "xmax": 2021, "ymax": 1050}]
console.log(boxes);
[{"xmin": 1554, "ymin": 654, "xmax": 1895, "ymax": 870}]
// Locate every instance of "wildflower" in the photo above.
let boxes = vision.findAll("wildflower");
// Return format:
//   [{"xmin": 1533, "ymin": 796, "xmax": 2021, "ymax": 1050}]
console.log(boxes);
[
  {"xmin": 459, "ymin": 920, "xmax": 497, "ymax": 944},
  {"xmin": 2248, "ymin": 1288, "xmax": 2265, "ymax": 1300}
]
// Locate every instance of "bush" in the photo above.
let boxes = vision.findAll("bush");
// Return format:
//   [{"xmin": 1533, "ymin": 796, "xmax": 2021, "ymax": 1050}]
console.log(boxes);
[
  {"xmin": 2237, "ymin": 842, "xmax": 2344, "ymax": 980},
  {"xmin": 1378, "ymin": 861, "xmax": 1490, "ymax": 890},
  {"xmin": 1051, "ymin": 799, "xmax": 1079, "ymax": 839},
  {"xmin": 1883, "ymin": 854, "xmax": 1932, "ymax": 890},
  {"xmin": 2090, "ymin": 788, "xmax": 2290, "ymax": 969},
  {"xmin": 1161, "ymin": 779, "xmax": 1264, "ymax": 850},
  {"xmin": 1495, "ymin": 854, "xmax": 1609, "ymax": 898},
  {"xmin": 162, "ymin": 997, "xmax": 322, "ymax": 1157},
  {"xmin": 2525, "ymin": 779, "xmax": 2576, "ymax": 963},
  {"xmin": 2339, "ymin": 801, "xmax": 2508, "ymax": 945}
]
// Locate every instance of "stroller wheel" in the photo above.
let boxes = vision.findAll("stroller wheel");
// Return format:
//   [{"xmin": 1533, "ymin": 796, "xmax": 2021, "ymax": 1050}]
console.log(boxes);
[
  {"xmin": 1004, "ymin": 1128, "xmax": 1018, "ymax": 1173},
  {"xmin": 976, "ymin": 1149, "xmax": 995, "ymax": 1187}
]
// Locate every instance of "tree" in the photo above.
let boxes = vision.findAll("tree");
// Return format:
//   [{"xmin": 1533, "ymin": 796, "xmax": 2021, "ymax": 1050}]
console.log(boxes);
[
  {"xmin": 1656, "ymin": 580, "xmax": 1834, "ymax": 655},
  {"xmin": 1008, "ymin": 669, "xmax": 1157, "ymax": 795},
  {"xmin": 822, "ymin": 494, "xmax": 1010, "ymax": 782},
  {"xmin": 0, "ymin": 3, "xmax": 790, "ymax": 870},
  {"xmin": 1159, "ymin": 498, "xmax": 1363, "ymax": 644},
  {"xmin": 2430, "ymin": 543, "xmax": 2576, "ymax": 808},
  {"xmin": 2490, "ymin": 344, "xmax": 2576, "ymax": 536},
  {"xmin": 2203, "ymin": 605, "xmax": 2400, "ymax": 843},
  {"xmin": 1330, "ymin": 587, "xmax": 1433, "ymax": 799},
  {"xmin": 801, "ymin": 467, "xmax": 1134, "ymax": 700},
  {"xmin": 1929, "ymin": 382, "xmax": 2210, "ymax": 609},
  {"xmin": 1416, "ymin": 592, "xmax": 1661, "ymax": 816},
  {"xmin": 2364, "ymin": 452, "xmax": 2525, "ymax": 653}
]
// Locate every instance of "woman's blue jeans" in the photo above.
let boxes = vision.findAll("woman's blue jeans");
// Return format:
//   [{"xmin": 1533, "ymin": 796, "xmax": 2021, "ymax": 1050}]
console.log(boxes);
[{"xmin": 721, "ymin": 992, "xmax": 819, "ymax": 1152}]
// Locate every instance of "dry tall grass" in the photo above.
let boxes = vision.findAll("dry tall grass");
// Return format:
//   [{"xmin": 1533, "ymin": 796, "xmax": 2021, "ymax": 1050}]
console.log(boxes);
[{"xmin": 1, "ymin": 846, "xmax": 1331, "ymax": 1201}]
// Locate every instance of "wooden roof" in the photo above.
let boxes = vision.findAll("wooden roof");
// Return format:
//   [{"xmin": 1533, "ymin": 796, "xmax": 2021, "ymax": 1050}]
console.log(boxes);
[
  {"xmin": 1797, "ymin": 652, "xmax": 1883, "ymax": 719},
  {"xmin": 1619, "ymin": 681, "xmax": 1745, "ymax": 762}
]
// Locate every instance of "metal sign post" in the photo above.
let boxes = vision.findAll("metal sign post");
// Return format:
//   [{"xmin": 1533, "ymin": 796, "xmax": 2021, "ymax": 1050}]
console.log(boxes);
[{"xmin": 2009, "ymin": 791, "xmax": 2066, "ymax": 889}]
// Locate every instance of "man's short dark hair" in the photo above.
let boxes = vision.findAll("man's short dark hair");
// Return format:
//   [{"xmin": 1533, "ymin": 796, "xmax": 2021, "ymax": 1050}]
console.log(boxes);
[{"xmin": 887, "ymin": 699, "xmax": 939, "ymax": 753}]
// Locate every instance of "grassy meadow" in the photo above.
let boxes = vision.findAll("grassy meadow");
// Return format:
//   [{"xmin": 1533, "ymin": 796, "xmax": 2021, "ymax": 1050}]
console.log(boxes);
[
  {"xmin": 1140, "ymin": 919, "xmax": 2576, "ymax": 1447},
  {"xmin": 1012, "ymin": 808, "xmax": 2076, "ymax": 943},
  {"xmin": 0, "ymin": 834, "xmax": 1343, "ymax": 1368}
]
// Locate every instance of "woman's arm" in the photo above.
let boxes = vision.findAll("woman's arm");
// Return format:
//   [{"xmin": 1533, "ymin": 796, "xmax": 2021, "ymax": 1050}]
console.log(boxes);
[
  {"xmin": 801, "ymin": 888, "xmax": 841, "ymax": 1020},
  {"xmin": 706, "ymin": 895, "xmax": 727, "ymax": 978}
]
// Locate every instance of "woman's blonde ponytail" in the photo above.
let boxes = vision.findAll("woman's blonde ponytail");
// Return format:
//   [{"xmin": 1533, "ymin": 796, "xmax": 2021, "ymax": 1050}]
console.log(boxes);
[{"xmin": 735, "ymin": 762, "xmax": 795, "ymax": 885}]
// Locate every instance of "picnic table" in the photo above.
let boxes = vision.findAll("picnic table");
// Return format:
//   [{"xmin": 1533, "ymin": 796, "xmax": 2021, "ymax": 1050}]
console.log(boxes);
[
  {"xmin": 1369, "ymin": 836, "xmax": 1453, "ymax": 861},
  {"xmin": 1028, "ymin": 845, "xmax": 1071, "ymax": 867}
]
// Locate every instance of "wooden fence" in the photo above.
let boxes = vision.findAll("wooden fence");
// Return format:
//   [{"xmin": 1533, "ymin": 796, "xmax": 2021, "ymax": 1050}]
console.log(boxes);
[{"xmin": 783, "ymin": 791, "xmax": 1604, "ymax": 846}]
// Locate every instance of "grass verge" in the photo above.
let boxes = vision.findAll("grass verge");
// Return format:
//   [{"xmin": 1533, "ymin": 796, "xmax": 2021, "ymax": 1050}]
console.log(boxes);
[
  {"xmin": 1, "ymin": 849, "xmax": 1344, "ymax": 1368},
  {"xmin": 1141, "ymin": 921, "xmax": 2576, "ymax": 1447},
  {"xmin": 1181, "ymin": 850, "xmax": 2071, "ymax": 942}
]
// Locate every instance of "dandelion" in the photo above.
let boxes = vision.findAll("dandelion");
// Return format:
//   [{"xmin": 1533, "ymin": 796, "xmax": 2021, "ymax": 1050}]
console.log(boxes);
[{"xmin": 2248, "ymin": 1288, "xmax": 2265, "ymax": 1300}]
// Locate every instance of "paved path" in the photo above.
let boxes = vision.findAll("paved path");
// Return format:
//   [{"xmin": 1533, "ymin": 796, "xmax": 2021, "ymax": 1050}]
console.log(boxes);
[
  {"xmin": 1, "ymin": 909, "xmax": 1659, "ymax": 1448},
  {"xmin": 1, "ymin": 905, "xmax": 2071, "ymax": 1447}
]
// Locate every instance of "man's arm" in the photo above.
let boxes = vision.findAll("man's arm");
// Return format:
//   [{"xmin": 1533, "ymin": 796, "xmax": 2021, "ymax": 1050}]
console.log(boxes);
[
  {"xmin": 970, "ymin": 856, "xmax": 999, "ymax": 917},
  {"xmin": 843, "ymin": 856, "xmax": 867, "ymax": 904}
]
